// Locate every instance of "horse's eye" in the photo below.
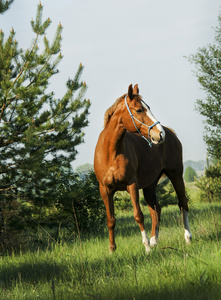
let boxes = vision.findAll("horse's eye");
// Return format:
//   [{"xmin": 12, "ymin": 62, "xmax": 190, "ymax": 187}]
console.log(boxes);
[{"xmin": 136, "ymin": 109, "xmax": 143, "ymax": 113}]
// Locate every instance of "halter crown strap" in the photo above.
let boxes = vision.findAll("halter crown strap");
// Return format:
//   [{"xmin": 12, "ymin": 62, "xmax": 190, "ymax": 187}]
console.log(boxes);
[{"xmin": 124, "ymin": 95, "xmax": 160, "ymax": 147}]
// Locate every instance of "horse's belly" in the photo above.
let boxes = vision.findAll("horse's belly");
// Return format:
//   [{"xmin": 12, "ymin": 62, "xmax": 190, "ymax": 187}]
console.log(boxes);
[{"xmin": 136, "ymin": 156, "xmax": 163, "ymax": 189}]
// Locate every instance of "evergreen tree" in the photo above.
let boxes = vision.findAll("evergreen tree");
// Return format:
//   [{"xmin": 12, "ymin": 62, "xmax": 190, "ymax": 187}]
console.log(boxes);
[
  {"xmin": 0, "ymin": 0, "xmax": 13, "ymax": 14},
  {"xmin": 0, "ymin": 3, "xmax": 90, "ymax": 233},
  {"xmin": 188, "ymin": 12, "xmax": 221, "ymax": 160}
]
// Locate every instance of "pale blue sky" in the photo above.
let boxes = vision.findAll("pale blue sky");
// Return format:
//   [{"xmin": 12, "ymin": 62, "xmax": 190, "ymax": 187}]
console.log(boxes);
[{"xmin": 1, "ymin": 0, "xmax": 220, "ymax": 168}]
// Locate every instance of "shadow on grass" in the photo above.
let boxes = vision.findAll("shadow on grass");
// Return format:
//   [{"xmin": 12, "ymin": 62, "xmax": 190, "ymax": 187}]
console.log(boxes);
[
  {"xmin": 105, "ymin": 281, "xmax": 221, "ymax": 300},
  {"xmin": 0, "ymin": 261, "xmax": 67, "ymax": 288}
]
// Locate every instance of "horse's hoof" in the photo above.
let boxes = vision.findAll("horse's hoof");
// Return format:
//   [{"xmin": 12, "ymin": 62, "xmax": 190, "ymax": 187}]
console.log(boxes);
[
  {"xmin": 145, "ymin": 245, "xmax": 151, "ymax": 254},
  {"xmin": 150, "ymin": 236, "xmax": 158, "ymax": 247},
  {"xmin": 109, "ymin": 244, "xmax": 116, "ymax": 253},
  {"xmin": 185, "ymin": 230, "xmax": 192, "ymax": 245}
]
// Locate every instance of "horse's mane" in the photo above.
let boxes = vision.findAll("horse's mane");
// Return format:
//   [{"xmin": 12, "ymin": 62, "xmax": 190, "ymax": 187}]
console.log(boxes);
[
  {"xmin": 103, "ymin": 93, "xmax": 127, "ymax": 127},
  {"xmin": 103, "ymin": 93, "xmax": 143, "ymax": 127},
  {"xmin": 167, "ymin": 127, "xmax": 177, "ymax": 135}
]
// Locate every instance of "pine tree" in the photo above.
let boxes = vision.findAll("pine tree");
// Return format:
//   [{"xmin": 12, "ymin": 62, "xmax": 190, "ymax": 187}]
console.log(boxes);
[
  {"xmin": 0, "ymin": 3, "xmax": 91, "ymax": 234},
  {"xmin": 0, "ymin": 0, "xmax": 13, "ymax": 14}
]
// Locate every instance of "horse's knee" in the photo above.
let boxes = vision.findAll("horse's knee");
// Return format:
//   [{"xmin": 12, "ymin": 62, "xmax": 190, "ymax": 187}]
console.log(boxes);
[
  {"xmin": 107, "ymin": 216, "xmax": 116, "ymax": 230},
  {"xmin": 134, "ymin": 211, "xmax": 144, "ymax": 225}
]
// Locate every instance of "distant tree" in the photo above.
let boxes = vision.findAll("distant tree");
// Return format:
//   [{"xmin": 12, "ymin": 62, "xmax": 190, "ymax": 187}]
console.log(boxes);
[
  {"xmin": 75, "ymin": 163, "xmax": 93, "ymax": 176},
  {"xmin": 184, "ymin": 160, "xmax": 205, "ymax": 172},
  {"xmin": 184, "ymin": 166, "xmax": 197, "ymax": 182},
  {"xmin": 0, "ymin": 3, "xmax": 90, "ymax": 237}
]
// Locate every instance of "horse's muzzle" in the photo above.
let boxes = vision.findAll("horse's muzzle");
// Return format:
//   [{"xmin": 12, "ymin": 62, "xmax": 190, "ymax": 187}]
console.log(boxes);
[
  {"xmin": 160, "ymin": 132, "xmax": 165, "ymax": 143},
  {"xmin": 151, "ymin": 130, "xmax": 165, "ymax": 145}
]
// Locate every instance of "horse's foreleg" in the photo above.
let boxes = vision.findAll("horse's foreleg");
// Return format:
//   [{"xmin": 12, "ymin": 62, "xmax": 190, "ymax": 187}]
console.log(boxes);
[
  {"xmin": 99, "ymin": 185, "xmax": 116, "ymax": 252},
  {"xmin": 128, "ymin": 183, "xmax": 151, "ymax": 253},
  {"xmin": 143, "ymin": 185, "xmax": 161, "ymax": 247}
]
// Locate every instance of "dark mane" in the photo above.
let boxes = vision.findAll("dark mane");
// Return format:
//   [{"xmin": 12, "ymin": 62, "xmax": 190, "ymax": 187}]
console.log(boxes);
[
  {"xmin": 103, "ymin": 94, "xmax": 126, "ymax": 127},
  {"xmin": 103, "ymin": 93, "xmax": 143, "ymax": 127}
]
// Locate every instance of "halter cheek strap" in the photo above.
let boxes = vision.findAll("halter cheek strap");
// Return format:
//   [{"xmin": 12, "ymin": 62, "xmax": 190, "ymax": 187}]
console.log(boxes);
[{"xmin": 124, "ymin": 95, "xmax": 160, "ymax": 147}]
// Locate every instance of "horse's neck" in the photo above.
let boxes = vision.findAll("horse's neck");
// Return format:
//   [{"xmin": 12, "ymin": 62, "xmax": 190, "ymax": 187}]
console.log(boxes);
[{"xmin": 103, "ymin": 118, "xmax": 125, "ymax": 161}]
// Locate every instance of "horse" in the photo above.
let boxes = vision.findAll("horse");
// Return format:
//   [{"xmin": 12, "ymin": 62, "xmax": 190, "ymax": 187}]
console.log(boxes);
[{"xmin": 94, "ymin": 84, "xmax": 192, "ymax": 253}]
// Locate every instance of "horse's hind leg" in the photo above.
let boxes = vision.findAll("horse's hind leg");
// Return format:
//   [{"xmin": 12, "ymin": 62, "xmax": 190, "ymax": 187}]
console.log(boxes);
[
  {"xmin": 143, "ymin": 183, "xmax": 161, "ymax": 247},
  {"xmin": 166, "ymin": 173, "xmax": 192, "ymax": 244},
  {"xmin": 128, "ymin": 182, "xmax": 151, "ymax": 253},
  {"xmin": 99, "ymin": 184, "xmax": 116, "ymax": 252}
]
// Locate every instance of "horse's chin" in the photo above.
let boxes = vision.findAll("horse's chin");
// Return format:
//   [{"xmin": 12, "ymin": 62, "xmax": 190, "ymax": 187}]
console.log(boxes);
[{"xmin": 151, "ymin": 139, "xmax": 163, "ymax": 145}]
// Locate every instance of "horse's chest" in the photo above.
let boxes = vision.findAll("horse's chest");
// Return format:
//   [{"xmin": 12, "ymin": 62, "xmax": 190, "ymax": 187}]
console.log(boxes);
[{"xmin": 103, "ymin": 156, "xmax": 130, "ymax": 188}]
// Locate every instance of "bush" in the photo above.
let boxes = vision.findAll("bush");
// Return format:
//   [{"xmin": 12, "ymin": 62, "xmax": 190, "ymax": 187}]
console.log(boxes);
[
  {"xmin": 0, "ymin": 170, "xmax": 106, "ymax": 250},
  {"xmin": 56, "ymin": 171, "xmax": 106, "ymax": 234},
  {"xmin": 156, "ymin": 178, "xmax": 178, "ymax": 208},
  {"xmin": 114, "ymin": 191, "xmax": 133, "ymax": 211},
  {"xmin": 184, "ymin": 166, "xmax": 198, "ymax": 182},
  {"xmin": 195, "ymin": 161, "xmax": 221, "ymax": 202}
]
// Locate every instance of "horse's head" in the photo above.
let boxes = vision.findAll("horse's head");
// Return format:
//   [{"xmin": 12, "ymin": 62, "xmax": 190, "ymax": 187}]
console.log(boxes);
[{"xmin": 123, "ymin": 84, "xmax": 165, "ymax": 146}]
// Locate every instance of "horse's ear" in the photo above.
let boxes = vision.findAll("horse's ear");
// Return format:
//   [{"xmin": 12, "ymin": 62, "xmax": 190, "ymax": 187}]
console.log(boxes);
[
  {"xmin": 133, "ymin": 84, "xmax": 139, "ymax": 95},
  {"xmin": 128, "ymin": 84, "xmax": 133, "ymax": 100}
]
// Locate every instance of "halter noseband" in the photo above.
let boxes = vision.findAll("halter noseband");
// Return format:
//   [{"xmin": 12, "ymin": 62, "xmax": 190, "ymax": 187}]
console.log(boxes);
[{"xmin": 124, "ymin": 95, "xmax": 160, "ymax": 147}]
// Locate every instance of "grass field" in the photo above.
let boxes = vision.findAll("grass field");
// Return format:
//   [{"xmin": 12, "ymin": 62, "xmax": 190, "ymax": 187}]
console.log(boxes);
[{"xmin": 0, "ymin": 200, "xmax": 221, "ymax": 299}]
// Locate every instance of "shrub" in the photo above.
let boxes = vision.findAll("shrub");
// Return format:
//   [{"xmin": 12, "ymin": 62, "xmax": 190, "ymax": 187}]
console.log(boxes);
[
  {"xmin": 0, "ymin": 170, "xmax": 106, "ymax": 250},
  {"xmin": 56, "ymin": 171, "xmax": 106, "ymax": 234},
  {"xmin": 114, "ymin": 191, "xmax": 133, "ymax": 211},
  {"xmin": 156, "ymin": 178, "xmax": 178, "ymax": 208},
  {"xmin": 184, "ymin": 166, "xmax": 198, "ymax": 182},
  {"xmin": 195, "ymin": 161, "xmax": 221, "ymax": 202}
]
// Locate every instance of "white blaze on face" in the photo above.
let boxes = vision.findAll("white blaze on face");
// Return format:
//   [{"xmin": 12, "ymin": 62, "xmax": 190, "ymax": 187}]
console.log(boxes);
[{"xmin": 142, "ymin": 102, "xmax": 166, "ymax": 142}]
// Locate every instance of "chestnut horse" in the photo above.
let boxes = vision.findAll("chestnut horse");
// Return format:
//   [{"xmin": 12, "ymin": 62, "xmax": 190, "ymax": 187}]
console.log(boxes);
[{"xmin": 94, "ymin": 84, "xmax": 192, "ymax": 253}]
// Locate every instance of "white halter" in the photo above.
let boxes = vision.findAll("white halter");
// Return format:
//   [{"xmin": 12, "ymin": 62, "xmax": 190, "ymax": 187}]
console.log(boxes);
[{"xmin": 124, "ymin": 95, "xmax": 160, "ymax": 147}]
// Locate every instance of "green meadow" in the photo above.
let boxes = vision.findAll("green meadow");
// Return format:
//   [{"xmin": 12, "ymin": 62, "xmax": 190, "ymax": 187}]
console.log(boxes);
[{"xmin": 0, "ymin": 198, "xmax": 221, "ymax": 299}]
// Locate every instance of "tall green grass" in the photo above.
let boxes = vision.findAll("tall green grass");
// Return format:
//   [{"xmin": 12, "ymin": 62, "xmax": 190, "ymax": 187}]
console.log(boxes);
[{"xmin": 0, "ymin": 202, "xmax": 221, "ymax": 300}]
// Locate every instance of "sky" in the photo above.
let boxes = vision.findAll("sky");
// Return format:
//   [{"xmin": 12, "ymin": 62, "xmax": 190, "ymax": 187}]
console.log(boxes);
[{"xmin": 1, "ymin": 0, "xmax": 220, "ymax": 169}]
